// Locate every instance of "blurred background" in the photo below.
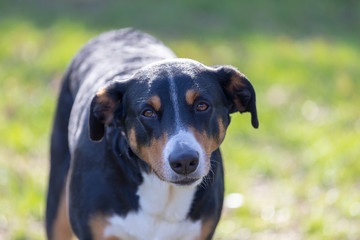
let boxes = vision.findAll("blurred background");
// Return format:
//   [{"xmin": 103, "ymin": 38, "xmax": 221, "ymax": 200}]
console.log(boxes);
[{"xmin": 0, "ymin": 0, "xmax": 359, "ymax": 239}]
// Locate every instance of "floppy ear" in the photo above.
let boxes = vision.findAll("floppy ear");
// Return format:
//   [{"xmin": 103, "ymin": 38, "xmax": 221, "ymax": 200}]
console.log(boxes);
[
  {"xmin": 215, "ymin": 66, "xmax": 259, "ymax": 128},
  {"xmin": 89, "ymin": 81, "xmax": 127, "ymax": 141}
]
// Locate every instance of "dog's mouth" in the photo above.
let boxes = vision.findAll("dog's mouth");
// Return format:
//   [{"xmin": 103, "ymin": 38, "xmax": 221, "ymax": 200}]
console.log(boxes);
[
  {"xmin": 170, "ymin": 177, "xmax": 201, "ymax": 186},
  {"xmin": 153, "ymin": 170, "xmax": 202, "ymax": 186}
]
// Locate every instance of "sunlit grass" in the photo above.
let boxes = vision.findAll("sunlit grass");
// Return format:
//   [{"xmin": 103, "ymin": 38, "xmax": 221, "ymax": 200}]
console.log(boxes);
[{"xmin": 1, "ymin": 1, "xmax": 360, "ymax": 239}]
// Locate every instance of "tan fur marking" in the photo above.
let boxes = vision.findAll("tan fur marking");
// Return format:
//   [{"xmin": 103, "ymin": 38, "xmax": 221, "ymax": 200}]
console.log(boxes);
[
  {"xmin": 226, "ymin": 73, "xmax": 247, "ymax": 111},
  {"xmin": 218, "ymin": 118, "xmax": 226, "ymax": 143},
  {"xmin": 89, "ymin": 214, "xmax": 120, "ymax": 240},
  {"xmin": 139, "ymin": 133, "xmax": 168, "ymax": 178},
  {"xmin": 128, "ymin": 128, "xmax": 138, "ymax": 150},
  {"xmin": 225, "ymin": 74, "xmax": 246, "ymax": 94},
  {"xmin": 189, "ymin": 127, "xmax": 219, "ymax": 156},
  {"xmin": 52, "ymin": 187, "xmax": 73, "ymax": 240},
  {"xmin": 233, "ymin": 98, "xmax": 246, "ymax": 112},
  {"xmin": 147, "ymin": 95, "xmax": 161, "ymax": 111},
  {"xmin": 229, "ymin": 73, "xmax": 246, "ymax": 89},
  {"xmin": 127, "ymin": 129, "xmax": 168, "ymax": 178},
  {"xmin": 95, "ymin": 88, "xmax": 120, "ymax": 125},
  {"xmin": 197, "ymin": 219, "xmax": 215, "ymax": 240},
  {"xmin": 185, "ymin": 89, "xmax": 200, "ymax": 105},
  {"xmin": 96, "ymin": 88, "xmax": 107, "ymax": 97}
]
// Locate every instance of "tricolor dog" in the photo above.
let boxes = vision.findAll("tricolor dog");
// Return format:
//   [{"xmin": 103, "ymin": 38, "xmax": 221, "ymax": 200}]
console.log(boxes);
[{"xmin": 46, "ymin": 28, "xmax": 258, "ymax": 240}]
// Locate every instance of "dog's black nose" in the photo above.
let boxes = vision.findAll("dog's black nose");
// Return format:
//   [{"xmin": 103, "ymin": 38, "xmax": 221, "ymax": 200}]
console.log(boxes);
[{"xmin": 169, "ymin": 149, "xmax": 199, "ymax": 175}]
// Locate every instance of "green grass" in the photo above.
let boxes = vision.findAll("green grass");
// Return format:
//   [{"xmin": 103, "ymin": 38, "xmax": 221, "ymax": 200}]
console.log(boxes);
[{"xmin": 1, "ymin": 0, "xmax": 360, "ymax": 239}]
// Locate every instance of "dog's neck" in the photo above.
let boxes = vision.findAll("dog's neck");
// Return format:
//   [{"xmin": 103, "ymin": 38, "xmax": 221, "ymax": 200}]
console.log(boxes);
[
  {"xmin": 103, "ymin": 172, "xmax": 202, "ymax": 239},
  {"xmin": 138, "ymin": 172, "xmax": 197, "ymax": 222}
]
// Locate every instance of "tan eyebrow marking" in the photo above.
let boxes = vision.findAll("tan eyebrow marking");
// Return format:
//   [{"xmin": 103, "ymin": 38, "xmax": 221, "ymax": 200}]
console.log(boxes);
[
  {"xmin": 185, "ymin": 89, "xmax": 200, "ymax": 105},
  {"xmin": 147, "ymin": 95, "xmax": 161, "ymax": 111}
]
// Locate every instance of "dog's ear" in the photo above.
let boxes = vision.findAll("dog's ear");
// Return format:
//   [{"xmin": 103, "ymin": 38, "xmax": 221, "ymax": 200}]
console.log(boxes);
[
  {"xmin": 89, "ymin": 81, "xmax": 127, "ymax": 141},
  {"xmin": 215, "ymin": 65, "xmax": 259, "ymax": 128}
]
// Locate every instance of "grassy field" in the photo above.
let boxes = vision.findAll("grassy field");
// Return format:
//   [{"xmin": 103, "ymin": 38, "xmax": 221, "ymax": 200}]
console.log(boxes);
[{"xmin": 0, "ymin": 0, "xmax": 360, "ymax": 239}]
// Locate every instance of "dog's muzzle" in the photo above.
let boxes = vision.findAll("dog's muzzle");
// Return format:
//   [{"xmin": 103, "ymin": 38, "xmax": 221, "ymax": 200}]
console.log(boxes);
[{"xmin": 169, "ymin": 145, "xmax": 199, "ymax": 175}]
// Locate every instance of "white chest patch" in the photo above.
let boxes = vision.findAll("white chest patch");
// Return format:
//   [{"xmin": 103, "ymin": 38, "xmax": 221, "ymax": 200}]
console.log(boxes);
[{"xmin": 104, "ymin": 173, "xmax": 202, "ymax": 240}]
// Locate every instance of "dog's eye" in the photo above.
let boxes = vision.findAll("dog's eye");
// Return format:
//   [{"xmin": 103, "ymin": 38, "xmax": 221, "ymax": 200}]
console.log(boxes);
[
  {"xmin": 142, "ymin": 109, "xmax": 156, "ymax": 118},
  {"xmin": 196, "ymin": 102, "xmax": 209, "ymax": 112}
]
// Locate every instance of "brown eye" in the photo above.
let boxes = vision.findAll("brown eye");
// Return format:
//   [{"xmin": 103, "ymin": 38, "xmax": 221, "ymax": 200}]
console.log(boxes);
[
  {"xmin": 196, "ymin": 102, "xmax": 209, "ymax": 112},
  {"xmin": 142, "ymin": 109, "xmax": 155, "ymax": 118}
]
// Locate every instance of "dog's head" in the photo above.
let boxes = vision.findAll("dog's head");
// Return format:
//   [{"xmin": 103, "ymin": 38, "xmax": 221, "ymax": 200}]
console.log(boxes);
[{"xmin": 89, "ymin": 59, "xmax": 258, "ymax": 186}]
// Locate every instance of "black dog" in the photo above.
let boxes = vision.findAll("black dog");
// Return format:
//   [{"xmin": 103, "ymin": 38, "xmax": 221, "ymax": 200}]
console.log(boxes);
[{"xmin": 46, "ymin": 28, "xmax": 258, "ymax": 240}]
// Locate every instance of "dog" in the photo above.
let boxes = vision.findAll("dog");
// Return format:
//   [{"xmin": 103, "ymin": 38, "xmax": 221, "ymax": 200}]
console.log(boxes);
[{"xmin": 46, "ymin": 28, "xmax": 258, "ymax": 240}]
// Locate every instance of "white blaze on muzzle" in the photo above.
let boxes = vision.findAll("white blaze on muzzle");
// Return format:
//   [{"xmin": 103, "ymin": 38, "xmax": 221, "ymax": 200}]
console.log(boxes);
[{"xmin": 162, "ymin": 130, "xmax": 207, "ymax": 178}]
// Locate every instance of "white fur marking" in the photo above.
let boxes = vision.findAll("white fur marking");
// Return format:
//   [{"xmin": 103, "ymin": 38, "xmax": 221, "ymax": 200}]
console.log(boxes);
[
  {"xmin": 162, "ymin": 130, "xmax": 208, "ymax": 179},
  {"xmin": 168, "ymin": 73, "xmax": 181, "ymax": 128},
  {"xmin": 104, "ymin": 173, "xmax": 201, "ymax": 240}
]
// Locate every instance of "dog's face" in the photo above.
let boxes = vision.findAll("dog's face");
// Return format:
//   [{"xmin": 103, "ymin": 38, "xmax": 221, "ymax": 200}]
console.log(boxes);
[{"xmin": 89, "ymin": 59, "xmax": 258, "ymax": 185}]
